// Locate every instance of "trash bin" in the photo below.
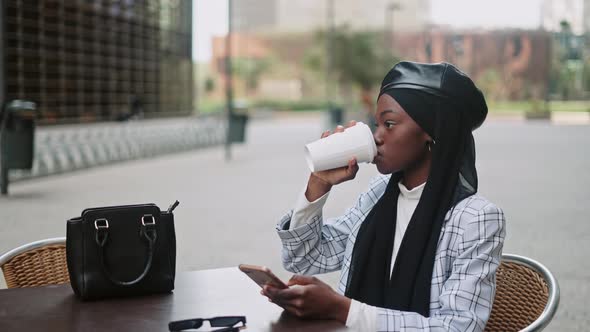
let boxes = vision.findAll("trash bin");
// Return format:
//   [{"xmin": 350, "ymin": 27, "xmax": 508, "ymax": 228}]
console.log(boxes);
[
  {"xmin": 1, "ymin": 100, "xmax": 37, "ymax": 195},
  {"xmin": 228, "ymin": 100, "xmax": 249, "ymax": 143},
  {"xmin": 329, "ymin": 107, "xmax": 344, "ymax": 127},
  {"xmin": 228, "ymin": 112, "xmax": 248, "ymax": 143}
]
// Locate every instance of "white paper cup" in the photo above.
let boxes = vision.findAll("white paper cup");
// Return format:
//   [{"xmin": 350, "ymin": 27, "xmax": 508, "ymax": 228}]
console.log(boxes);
[{"xmin": 304, "ymin": 122, "xmax": 377, "ymax": 172}]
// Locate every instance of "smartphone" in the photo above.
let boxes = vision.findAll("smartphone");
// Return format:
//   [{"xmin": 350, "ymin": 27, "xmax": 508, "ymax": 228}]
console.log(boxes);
[{"xmin": 238, "ymin": 264, "xmax": 288, "ymax": 289}]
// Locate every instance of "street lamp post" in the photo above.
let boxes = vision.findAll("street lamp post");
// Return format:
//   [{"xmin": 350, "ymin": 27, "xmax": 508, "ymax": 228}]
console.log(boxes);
[
  {"xmin": 385, "ymin": 3, "xmax": 401, "ymax": 56},
  {"xmin": 225, "ymin": 0, "xmax": 234, "ymax": 161},
  {"xmin": 326, "ymin": 0, "xmax": 334, "ymax": 118}
]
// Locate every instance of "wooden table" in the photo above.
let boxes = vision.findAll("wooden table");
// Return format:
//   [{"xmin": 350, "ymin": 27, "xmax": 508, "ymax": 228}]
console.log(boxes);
[{"xmin": 0, "ymin": 267, "xmax": 347, "ymax": 331}]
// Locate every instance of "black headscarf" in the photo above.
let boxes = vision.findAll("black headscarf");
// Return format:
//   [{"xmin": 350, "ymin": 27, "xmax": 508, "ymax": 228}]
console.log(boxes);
[{"xmin": 344, "ymin": 61, "xmax": 487, "ymax": 316}]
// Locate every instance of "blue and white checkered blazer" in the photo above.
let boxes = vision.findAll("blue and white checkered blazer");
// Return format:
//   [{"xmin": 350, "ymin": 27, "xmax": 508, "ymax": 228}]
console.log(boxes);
[{"xmin": 276, "ymin": 174, "xmax": 506, "ymax": 331}]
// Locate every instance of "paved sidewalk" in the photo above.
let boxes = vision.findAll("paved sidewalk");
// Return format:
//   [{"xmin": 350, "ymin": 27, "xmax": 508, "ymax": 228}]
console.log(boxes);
[{"xmin": 0, "ymin": 114, "xmax": 588, "ymax": 331}]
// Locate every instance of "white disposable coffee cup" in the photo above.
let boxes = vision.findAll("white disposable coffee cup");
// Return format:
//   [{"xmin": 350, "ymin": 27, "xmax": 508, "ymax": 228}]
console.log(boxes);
[{"xmin": 305, "ymin": 122, "xmax": 377, "ymax": 172}]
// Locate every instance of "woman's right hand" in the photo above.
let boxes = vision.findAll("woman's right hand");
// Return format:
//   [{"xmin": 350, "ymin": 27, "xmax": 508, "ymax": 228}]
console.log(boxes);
[{"xmin": 305, "ymin": 121, "xmax": 360, "ymax": 201}]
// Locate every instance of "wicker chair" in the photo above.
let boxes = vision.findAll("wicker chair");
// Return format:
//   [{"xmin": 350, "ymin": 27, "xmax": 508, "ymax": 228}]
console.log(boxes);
[
  {"xmin": 0, "ymin": 237, "xmax": 69, "ymax": 288},
  {"xmin": 485, "ymin": 253, "xmax": 560, "ymax": 332}
]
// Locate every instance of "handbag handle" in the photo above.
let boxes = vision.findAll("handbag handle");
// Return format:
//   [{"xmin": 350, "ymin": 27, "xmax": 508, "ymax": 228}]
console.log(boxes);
[{"xmin": 94, "ymin": 215, "xmax": 157, "ymax": 286}]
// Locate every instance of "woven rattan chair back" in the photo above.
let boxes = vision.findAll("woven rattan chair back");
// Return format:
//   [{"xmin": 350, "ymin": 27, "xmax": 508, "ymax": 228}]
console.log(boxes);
[
  {"xmin": 485, "ymin": 254, "xmax": 560, "ymax": 332},
  {"xmin": 0, "ymin": 238, "xmax": 69, "ymax": 288}
]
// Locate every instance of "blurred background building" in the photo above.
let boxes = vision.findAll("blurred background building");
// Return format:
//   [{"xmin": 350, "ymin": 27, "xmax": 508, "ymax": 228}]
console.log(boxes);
[
  {"xmin": 233, "ymin": 0, "xmax": 430, "ymax": 33},
  {"xmin": 208, "ymin": 0, "xmax": 429, "ymax": 107},
  {"xmin": 200, "ymin": 0, "xmax": 589, "ymax": 115},
  {"xmin": 3, "ymin": 0, "xmax": 587, "ymax": 122},
  {"xmin": 0, "ymin": 0, "xmax": 193, "ymax": 125}
]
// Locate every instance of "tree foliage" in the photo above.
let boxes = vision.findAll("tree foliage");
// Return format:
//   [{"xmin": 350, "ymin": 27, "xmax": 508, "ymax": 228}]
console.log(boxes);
[
  {"xmin": 232, "ymin": 57, "xmax": 272, "ymax": 93},
  {"xmin": 305, "ymin": 26, "xmax": 398, "ymax": 91}
]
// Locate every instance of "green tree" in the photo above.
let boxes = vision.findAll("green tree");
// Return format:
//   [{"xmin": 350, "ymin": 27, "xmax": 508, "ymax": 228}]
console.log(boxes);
[
  {"xmin": 550, "ymin": 20, "xmax": 585, "ymax": 100},
  {"xmin": 232, "ymin": 57, "xmax": 272, "ymax": 94},
  {"xmin": 204, "ymin": 77, "xmax": 215, "ymax": 95},
  {"xmin": 477, "ymin": 68, "xmax": 505, "ymax": 102},
  {"xmin": 305, "ymin": 26, "xmax": 398, "ymax": 104},
  {"xmin": 584, "ymin": 58, "xmax": 590, "ymax": 93}
]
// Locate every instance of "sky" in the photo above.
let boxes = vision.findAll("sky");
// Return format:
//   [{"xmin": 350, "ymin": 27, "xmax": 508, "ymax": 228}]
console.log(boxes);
[
  {"xmin": 193, "ymin": 1, "xmax": 228, "ymax": 62},
  {"xmin": 192, "ymin": 0, "xmax": 545, "ymax": 62},
  {"xmin": 431, "ymin": 0, "xmax": 544, "ymax": 29}
]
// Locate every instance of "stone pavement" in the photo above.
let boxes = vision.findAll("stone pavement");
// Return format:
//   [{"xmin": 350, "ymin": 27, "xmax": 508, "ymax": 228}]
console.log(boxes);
[{"xmin": 0, "ymin": 113, "xmax": 588, "ymax": 331}]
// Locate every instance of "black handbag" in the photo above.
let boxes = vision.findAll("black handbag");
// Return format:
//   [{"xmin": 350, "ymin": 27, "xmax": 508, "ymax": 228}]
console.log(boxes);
[{"xmin": 66, "ymin": 201, "xmax": 179, "ymax": 300}]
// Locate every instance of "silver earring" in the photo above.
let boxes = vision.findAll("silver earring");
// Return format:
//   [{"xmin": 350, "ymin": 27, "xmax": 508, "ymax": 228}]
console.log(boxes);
[{"xmin": 427, "ymin": 140, "xmax": 435, "ymax": 152}]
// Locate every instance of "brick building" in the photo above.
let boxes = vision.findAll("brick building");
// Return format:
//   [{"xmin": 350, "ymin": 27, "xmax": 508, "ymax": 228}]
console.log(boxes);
[{"xmin": 212, "ymin": 28, "xmax": 552, "ymax": 101}]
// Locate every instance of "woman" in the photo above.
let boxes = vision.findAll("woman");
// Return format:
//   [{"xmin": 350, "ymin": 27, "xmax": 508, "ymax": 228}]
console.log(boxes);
[{"xmin": 262, "ymin": 61, "xmax": 506, "ymax": 331}]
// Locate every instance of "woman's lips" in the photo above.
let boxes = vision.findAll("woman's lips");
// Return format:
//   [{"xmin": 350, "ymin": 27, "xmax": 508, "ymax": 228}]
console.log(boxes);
[{"xmin": 373, "ymin": 153, "xmax": 382, "ymax": 163}]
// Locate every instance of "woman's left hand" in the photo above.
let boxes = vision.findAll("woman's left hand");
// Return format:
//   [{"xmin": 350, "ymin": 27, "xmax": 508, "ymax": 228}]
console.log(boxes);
[{"xmin": 261, "ymin": 275, "xmax": 351, "ymax": 323}]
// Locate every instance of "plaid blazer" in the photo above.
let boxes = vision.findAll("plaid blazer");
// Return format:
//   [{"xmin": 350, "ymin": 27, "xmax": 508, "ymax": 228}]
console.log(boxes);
[{"xmin": 277, "ymin": 174, "xmax": 506, "ymax": 331}]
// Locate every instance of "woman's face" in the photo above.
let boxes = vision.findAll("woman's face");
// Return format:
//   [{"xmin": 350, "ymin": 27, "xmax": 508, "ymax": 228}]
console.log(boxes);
[{"xmin": 373, "ymin": 94, "xmax": 431, "ymax": 174}]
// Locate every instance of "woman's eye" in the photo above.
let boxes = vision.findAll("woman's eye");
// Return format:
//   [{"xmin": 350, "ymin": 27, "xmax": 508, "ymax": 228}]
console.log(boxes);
[{"xmin": 385, "ymin": 121, "xmax": 396, "ymax": 128}]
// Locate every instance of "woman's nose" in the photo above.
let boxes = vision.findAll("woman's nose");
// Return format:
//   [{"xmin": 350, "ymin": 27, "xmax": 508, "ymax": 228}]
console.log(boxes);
[{"xmin": 373, "ymin": 131, "xmax": 383, "ymax": 146}]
